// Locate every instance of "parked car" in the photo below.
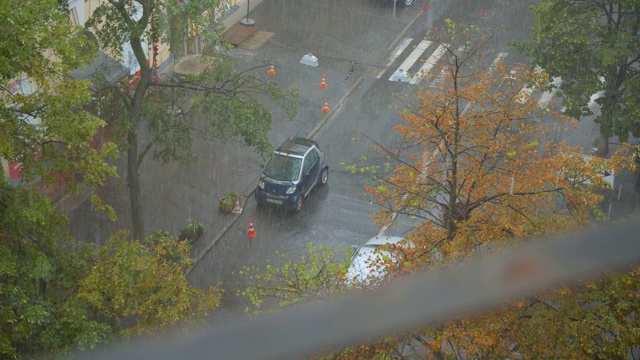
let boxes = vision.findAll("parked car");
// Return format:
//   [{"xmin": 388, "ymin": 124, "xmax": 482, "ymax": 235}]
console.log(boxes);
[
  {"xmin": 580, "ymin": 154, "xmax": 614, "ymax": 187},
  {"xmin": 565, "ymin": 153, "xmax": 615, "ymax": 188},
  {"xmin": 344, "ymin": 235, "xmax": 406, "ymax": 288},
  {"xmin": 255, "ymin": 137, "xmax": 329, "ymax": 212}
]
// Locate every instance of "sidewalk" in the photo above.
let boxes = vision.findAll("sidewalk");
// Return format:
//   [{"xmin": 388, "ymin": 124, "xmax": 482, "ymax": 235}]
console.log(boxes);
[{"xmin": 66, "ymin": 0, "xmax": 284, "ymax": 262}]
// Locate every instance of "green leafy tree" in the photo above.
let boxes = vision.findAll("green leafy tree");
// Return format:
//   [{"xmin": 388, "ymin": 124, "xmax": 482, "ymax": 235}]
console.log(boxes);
[
  {"xmin": 0, "ymin": 1, "xmax": 119, "ymax": 357},
  {"xmin": 85, "ymin": 0, "xmax": 298, "ymax": 240},
  {"xmin": 240, "ymin": 243, "xmax": 347, "ymax": 315},
  {"xmin": 513, "ymin": 0, "xmax": 640, "ymax": 156},
  {"xmin": 0, "ymin": 0, "xmax": 118, "ymax": 192},
  {"xmin": 78, "ymin": 230, "xmax": 222, "ymax": 338},
  {"xmin": 0, "ymin": 177, "xmax": 110, "ymax": 359}
]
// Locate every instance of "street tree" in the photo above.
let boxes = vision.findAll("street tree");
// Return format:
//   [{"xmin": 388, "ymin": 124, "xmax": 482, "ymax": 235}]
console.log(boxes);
[
  {"xmin": 357, "ymin": 22, "xmax": 614, "ymax": 263},
  {"xmin": 341, "ymin": 22, "xmax": 640, "ymax": 359},
  {"xmin": 0, "ymin": 0, "xmax": 118, "ymax": 193},
  {"xmin": 513, "ymin": 0, "xmax": 640, "ymax": 156},
  {"xmin": 241, "ymin": 22, "xmax": 639, "ymax": 359},
  {"xmin": 78, "ymin": 230, "xmax": 222, "ymax": 338},
  {"xmin": 0, "ymin": 1, "xmax": 119, "ymax": 357},
  {"xmin": 1, "ymin": 187, "xmax": 220, "ymax": 358},
  {"xmin": 0, "ymin": 177, "xmax": 111, "ymax": 358},
  {"xmin": 240, "ymin": 243, "xmax": 347, "ymax": 315},
  {"xmin": 86, "ymin": 0, "xmax": 298, "ymax": 240}
]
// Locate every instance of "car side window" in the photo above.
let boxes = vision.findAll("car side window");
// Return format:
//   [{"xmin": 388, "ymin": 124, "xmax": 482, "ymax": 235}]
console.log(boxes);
[{"xmin": 303, "ymin": 148, "xmax": 319, "ymax": 175}]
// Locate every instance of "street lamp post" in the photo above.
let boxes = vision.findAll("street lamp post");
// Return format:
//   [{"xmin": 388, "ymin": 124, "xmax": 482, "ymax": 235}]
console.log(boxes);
[
  {"xmin": 239, "ymin": 0, "xmax": 255, "ymax": 26},
  {"xmin": 393, "ymin": 0, "xmax": 397, "ymax": 19}
]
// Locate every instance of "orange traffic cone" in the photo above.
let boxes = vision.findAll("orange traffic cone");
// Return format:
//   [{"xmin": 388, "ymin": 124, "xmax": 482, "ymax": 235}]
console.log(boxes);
[
  {"xmin": 319, "ymin": 74, "xmax": 327, "ymax": 88},
  {"xmin": 321, "ymin": 100, "xmax": 330, "ymax": 113},
  {"xmin": 267, "ymin": 62, "xmax": 276, "ymax": 76},
  {"xmin": 231, "ymin": 198, "xmax": 243, "ymax": 214},
  {"xmin": 247, "ymin": 219, "xmax": 257, "ymax": 238}
]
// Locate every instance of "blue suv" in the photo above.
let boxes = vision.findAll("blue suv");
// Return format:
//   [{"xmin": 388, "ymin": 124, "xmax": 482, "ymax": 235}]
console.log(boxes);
[{"xmin": 255, "ymin": 137, "xmax": 329, "ymax": 212}]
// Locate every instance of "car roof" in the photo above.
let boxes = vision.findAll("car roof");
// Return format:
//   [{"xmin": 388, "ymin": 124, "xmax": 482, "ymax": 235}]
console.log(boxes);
[
  {"xmin": 345, "ymin": 236, "xmax": 405, "ymax": 287},
  {"xmin": 275, "ymin": 137, "xmax": 319, "ymax": 157},
  {"xmin": 345, "ymin": 246, "xmax": 390, "ymax": 286},
  {"xmin": 363, "ymin": 235, "xmax": 405, "ymax": 247},
  {"xmin": 580, "ymin": 154, "xmax": 615, "ymax": 187}
]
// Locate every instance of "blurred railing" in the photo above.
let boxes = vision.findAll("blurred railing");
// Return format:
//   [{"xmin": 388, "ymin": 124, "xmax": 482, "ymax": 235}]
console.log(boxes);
[{"xmin": 79, "ymin": 216, "xmax": 640, "ymax": 360}]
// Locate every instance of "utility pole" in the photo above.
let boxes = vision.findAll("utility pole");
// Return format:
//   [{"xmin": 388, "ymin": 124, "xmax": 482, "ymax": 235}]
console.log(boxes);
[{"xmin": 239, "ymin": 0, "xmax": 255, "ymax": 26}]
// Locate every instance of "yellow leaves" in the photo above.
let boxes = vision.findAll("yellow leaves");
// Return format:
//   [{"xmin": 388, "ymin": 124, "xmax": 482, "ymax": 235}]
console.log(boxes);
[
  {"xmin": 77, "ymin": 231, "xmax": 221, "ymax": 336},
  {"xmin": 332, "ymin": 21, "xmax": 640, "ymax": 357},
  {"xmin": 90, "ymin": 194, "xmax": 116, "ymax": 221}
]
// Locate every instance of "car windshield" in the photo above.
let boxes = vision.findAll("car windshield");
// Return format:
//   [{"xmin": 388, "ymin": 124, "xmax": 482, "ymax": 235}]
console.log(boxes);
[{"xmin": 263, "ymin": 154, "xmax": 302, "ymax": 181}]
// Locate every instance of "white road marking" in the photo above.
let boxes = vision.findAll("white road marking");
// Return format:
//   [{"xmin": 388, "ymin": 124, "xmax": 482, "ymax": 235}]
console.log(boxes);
[
  {"xmin": 377, "ymin": 38, "xmax": 413, "ymax": 79},
  {"xmin": 388, "ymin": 40, "xmax": 432, "ymax": 82},
  {"xmin": 490, "ymin": 52, "xmax": 509, "ymax": 72},
  {"xmin": 430, "ymin": 46, "xmax": 467, "ymax": 88},
  {"xmin": 410, "ymin": 44, "xmax": 447, "ymax": 84},
  {"xmin": 539, "ymin": 76, "xmax": 562, "ymax": 108}
]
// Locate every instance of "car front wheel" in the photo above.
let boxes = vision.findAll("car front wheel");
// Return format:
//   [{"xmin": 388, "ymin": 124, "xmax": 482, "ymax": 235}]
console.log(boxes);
[{"xmin": 320, "ymin": 168, "xmax": 328, "ymax": 186}]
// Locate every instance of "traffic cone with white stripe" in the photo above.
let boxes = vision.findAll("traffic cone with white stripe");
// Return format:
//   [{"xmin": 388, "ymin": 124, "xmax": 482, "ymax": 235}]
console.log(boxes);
[
  {"xmin": 232, "ymin": 198, "xmax": 243, "ymax": 214},
  {"xmin": 247, "ymin": 219, "xmax": 257, "ymax": 238},
  {"xmin": 321, "ymin": 100, "xmax": 330, "ymax": 113},
  {"xmin": 319, "ymin": 74, "xmax": 327, "ymax": 88},
  {"xmin": 267, "ymin": 62, "xmax": 276, "ymax": 76}
]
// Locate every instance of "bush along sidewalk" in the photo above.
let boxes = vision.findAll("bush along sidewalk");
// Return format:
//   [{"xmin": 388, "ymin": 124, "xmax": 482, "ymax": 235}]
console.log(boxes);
[{"xmin": 180, "ymin": 219, "xmax": 204, "ymax": 242}]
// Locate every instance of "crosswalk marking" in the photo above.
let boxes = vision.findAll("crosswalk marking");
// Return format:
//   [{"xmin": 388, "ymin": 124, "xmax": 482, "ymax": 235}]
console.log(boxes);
[
  {"xmin": 382, "ymin": 40, "xmax": 561, "ymax": 110},
  {"xmin": 388, "ymin": 40, "xmax": 432, "ymax": 82},
  {"xmin": 538, "ymin": 76, "xmax": 562, "ymax": 108},
  {"xmin": 430, "ymin": 46, "xmax": 466, "ymax": 88},
  {"xmin": 516, "ymin": 65, "xmax": 543, "ymax": 103},
  {"xmin": 517, "ymin": 86, "xmax": 534, "ymax": 104},
  {"xmin": 378, "ymin": 38, "xmax": 413, "ymax": 79},
  {"xmin": 410, "ymin": 44, "xmax": 447, "ymax": 84},
  {"xmin": 490, "ymin": 52, "xmax": 509, "ymax": 72}
]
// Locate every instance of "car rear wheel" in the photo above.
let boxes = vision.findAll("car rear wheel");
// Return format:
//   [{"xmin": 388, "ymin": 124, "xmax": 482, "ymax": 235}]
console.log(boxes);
[
  {"xmin": 254, "ymin": 191, "xmax": 264, "ymax": 207},
  {"xmin": 293, "ymin": 196, "xmax": 303, "ymax": 212},
  {"xmin": 320, "ymin": 168, "xmax": 328, "ymax": 186}
]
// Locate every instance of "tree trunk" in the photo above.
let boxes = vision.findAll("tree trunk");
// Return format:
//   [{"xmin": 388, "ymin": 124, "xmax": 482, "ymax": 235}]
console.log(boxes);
[
  {"xmin": 596, "ymin": 133, "xmax": 609, "ymax": 157},
  {"xmin": 128, "ymin": 130, "xmax": 144, "ymax": 240},
  {"xmin": 126, "ymin": 31, "xmax": 151, "ymax": 242}
]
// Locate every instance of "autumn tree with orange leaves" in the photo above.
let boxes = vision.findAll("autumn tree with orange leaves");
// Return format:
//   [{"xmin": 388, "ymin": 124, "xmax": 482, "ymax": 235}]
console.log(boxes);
[
  {"xmin": 365, "ymin": 22, "xmax": 624, "ymax": 265},
  {"xmin": 238, "ymin": 21, "xmax": 638, "ymax": 359},
  {"xmin": 337, "ymin": 21, "xmax": 639, "ymax": 359}
]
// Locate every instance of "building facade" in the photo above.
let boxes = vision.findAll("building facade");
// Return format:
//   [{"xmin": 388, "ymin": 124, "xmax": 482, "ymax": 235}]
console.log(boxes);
[{"xmin": 2, "ymin": 0, "xmax": 251, "ymax": 181}]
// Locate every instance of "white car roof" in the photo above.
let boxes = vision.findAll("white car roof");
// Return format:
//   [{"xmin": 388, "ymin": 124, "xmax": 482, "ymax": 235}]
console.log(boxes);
[
  {"xmin": 363, "ymin": 235, "xmax": 404, "ymax": 246},
  {"xmin": 345, "ymin": 236, "xmax": 406, "ymax": 288},
  {"xmin": 580, "ymin": 154, "xmax": 614, "ymax": 187}
]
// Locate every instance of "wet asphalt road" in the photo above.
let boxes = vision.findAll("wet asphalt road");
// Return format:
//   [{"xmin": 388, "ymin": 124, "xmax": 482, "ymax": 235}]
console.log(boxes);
[{"xmin": 187, "ymin": 0, "xmax": 547, "ymax": 319}]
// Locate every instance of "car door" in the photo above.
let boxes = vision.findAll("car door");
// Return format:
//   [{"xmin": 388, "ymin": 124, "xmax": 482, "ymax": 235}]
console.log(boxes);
[{"xmin": 301, "ymin": 148, "xmax": 319, "ymax": 195}]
